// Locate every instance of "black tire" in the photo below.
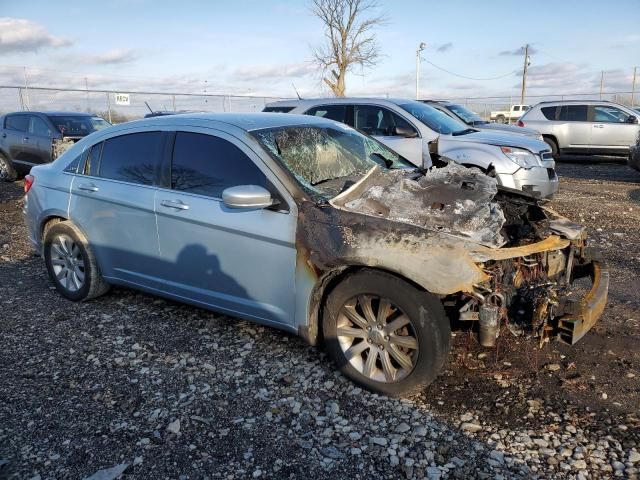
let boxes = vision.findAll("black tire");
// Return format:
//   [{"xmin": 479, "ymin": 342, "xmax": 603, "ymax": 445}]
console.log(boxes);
[
  {"xmin": 495, "ymin": 115, "xmax": 506, "ymax": 124},
  {"xmin": 43, "ymin": 221, "xmax": 110, "ymax": 301},
  {"xmin": 543, "ymin": 136, "xmax": 559, "ymax": 157},
  {"xmin": 323, "ymin": 269, "xmax": 451, "ymax": 397},
  {"xmin": 0, "ymin": 152, "xmax": 17, "ymax": 182}
]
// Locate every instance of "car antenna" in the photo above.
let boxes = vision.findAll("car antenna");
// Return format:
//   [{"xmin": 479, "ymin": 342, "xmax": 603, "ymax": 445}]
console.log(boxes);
[
  {"xmin": 144, "ymin": 101, "xmax": 154, "ymax": 114},
  {"xmin": 291, "ymin": 83, "xmax": 302, "ymax": 100}
]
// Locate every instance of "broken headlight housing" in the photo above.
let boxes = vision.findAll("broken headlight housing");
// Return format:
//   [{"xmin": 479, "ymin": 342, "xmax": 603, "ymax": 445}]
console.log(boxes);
[{"xmin": 501, "ymin": 146, "xmax": 541, "ymax": 169}]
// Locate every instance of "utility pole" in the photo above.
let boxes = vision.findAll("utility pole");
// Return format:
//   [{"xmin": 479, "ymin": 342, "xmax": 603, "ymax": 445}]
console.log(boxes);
[
  {"xmin": 632, "ymin": 66, "xmax": 637, "ymax": 108},
  {"xmin": 520, "ymin": 44, "xmax": 530, "ymax": 106},
  {"xmin": 599, "ymin": 71, "xmax": 604, "ymax": 100},
  {"xmin": 85, "ymin": 77, "xmax": 90, "ymax": 112},
  {"xmin": 23, "ymin": 67, "xmax": 30, "ymax": 111},
  {"xmin": 416, "ymin": 42, "xmax": 426, "ymax": 100}
]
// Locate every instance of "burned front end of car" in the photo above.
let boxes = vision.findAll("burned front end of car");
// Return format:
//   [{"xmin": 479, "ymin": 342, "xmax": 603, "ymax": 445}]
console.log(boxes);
[{"xmin": 325, "ymin": 163, "xmax": 609, "ymax": 348}]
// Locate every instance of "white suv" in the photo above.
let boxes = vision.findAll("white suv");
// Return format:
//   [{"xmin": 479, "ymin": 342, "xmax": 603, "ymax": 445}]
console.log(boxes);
[
  {"xmin": 518, "ymin": 100, "xmax": 640, "ymax": 157},
  {"xmin": 265, "ymin": 98, "xmax": 558, "ymax": 199}
]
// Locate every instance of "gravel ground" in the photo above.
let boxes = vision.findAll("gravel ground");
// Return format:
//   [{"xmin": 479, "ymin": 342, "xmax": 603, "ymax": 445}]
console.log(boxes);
[{"xmin": 0, "ymin": 160, "xmax": 639, "ymax": 480}]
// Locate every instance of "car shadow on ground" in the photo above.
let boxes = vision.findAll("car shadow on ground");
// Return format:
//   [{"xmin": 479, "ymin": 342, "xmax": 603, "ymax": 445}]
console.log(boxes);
[
  {"xmin": 0, "ymin": 180, "xmax": 24, "ymax": 203},
  {"xmin": 556, "ymin": 159, "xmax": 640, "ymax": 183}
]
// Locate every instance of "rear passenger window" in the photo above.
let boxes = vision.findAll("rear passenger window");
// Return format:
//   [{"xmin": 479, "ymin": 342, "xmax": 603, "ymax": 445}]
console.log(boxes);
[
  {"xmin": 558, "ymin": 105, "xmax": 588, "ymax": 122},
  {"xmin": 5, "ymin": 115, "xmax": 29, "ymax": 132},
  {"xmin": 171, "ymin": 132, "xmax": 267, "ymax": 198},
  {"xmin": 97, "ymin": 132, "xmax": 163, "ymax": 185},
  {"xmin": 541, "ymin": 107, "xmax": 557, "ymax": 120},
  {"xmin": 305, "ymin": 105, "xmax": 348, "ymax": 123}
]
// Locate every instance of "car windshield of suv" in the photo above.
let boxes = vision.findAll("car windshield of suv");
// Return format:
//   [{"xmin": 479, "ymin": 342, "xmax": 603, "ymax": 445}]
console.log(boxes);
[
  {"xmin": 447, "ymin": 104, "xmax": 486, "ymax": 125},
  {"xmin": 398, "ymin": 101, "xmax": 469, "ymax": 134},
  {"xmin": 253, "ymin": 125, "xmax": 412, "ymax": 195},
  {"xmin": 48, "ymin": 115, "xmax": 111, "ymax": 137}
]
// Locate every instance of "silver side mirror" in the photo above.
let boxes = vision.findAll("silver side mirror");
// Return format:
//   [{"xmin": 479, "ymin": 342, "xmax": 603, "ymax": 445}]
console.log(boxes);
[{"xmin": 222, "ymin": 185, "xmax": 273, "ymax": 209}]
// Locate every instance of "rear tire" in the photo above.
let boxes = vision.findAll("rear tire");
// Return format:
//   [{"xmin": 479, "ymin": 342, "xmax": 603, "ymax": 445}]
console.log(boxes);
[
  {"xmin": 0, "ymin": 153, "xmax": 17, "ymax": 182},
  {"xmin": 43, "ymin": 221, "xmax": 110, "ymax": 301},
  {"xmin": 322, "ymin": 269, "xmax": 450, "ymax": 397},
  {"xmin": 495, "ymin": 115, "xmax": 506, "ymax": 124},
  {"xmin": 543, "ymin": 136, "xmax": 559, "ymax": 157}
]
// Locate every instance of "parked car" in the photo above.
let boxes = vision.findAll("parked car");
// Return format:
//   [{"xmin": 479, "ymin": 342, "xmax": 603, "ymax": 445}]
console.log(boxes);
[
  {"xmin": 264, "ymin": 98, "xmax": 558, "ymax": 199},
  {"xmin": 24, "ymin": 113, "xmax": 608, "ymax": 396},
  {"xmin": 490, "ymin": 104, "xmax": 530, "ymax": 124},
  {"xmin": 422, "ymin": 100, "xmax": 542, "ymax": 139},
  {"xmin": 518, "ymin": 100, "xmax": 640, "ymax": 157},
  {"xmin": 0, "ymin": 111, "xmax": 111, "ymax": 181}
]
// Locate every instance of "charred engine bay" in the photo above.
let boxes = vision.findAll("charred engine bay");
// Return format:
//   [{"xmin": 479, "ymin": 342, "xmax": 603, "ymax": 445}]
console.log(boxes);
[{"xmin": 319, "ymin": 163, "xmax": 589, "ymax": 345}]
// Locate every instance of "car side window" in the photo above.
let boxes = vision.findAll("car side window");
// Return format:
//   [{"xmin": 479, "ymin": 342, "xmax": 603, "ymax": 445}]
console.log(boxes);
[
  {"xmin": 513, "ymin": 106, "xmax": 521, "ymax": 112},
  {"xmin": 305, "ymin": 105, "xmax": 348, "ymax": 123},
  {"xmin": 558, "ymin": 105, "xmax": 588, "ymax": 122},
  {"xmin": 64, "ymin": 150, "xmax": 86, "ymax": 173},
  {"xmin": 541, "ymin": 106, "xmax": 557, "ymax": 120},
  {"xmin": 593, "ymin": 106, "xmax": 627, "ymax": 123},
  {"xmin": 97, "ymin": 132, "xmax": 164, "ymax": 185},
  {"xmin": 29, "ymin": 117, "xmax": 51, "ymax": 137},
  {"xmin": 82, "ymin": 142, "xmax": 103, "ymax": 177},
  {"xmin": 5, "ymin": 115, "xmax": 29, "ymax": 132},
  {"xmin": 171, "ymin": 131, "xmax": 268, "ymax": 199},
  {"xmin": 355, "ymin": 106, "xmax": 417, "ymax": 137}
]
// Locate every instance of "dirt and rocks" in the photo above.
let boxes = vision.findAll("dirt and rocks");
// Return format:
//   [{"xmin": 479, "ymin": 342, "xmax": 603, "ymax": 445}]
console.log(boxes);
[{"xmin": 0, "ymin": 161, "xmax": 639, "ymax": 480}]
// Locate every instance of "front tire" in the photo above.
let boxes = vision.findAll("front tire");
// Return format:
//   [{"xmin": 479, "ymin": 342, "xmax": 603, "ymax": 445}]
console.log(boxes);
[
  {"xmin": 43, "ymin": 221, "xmax": 110, "ymax": 301},
  {"xmin": 0, "ymin": 153, "xmax": 17, "ymax": 182},
  {"xmin": 323, "ymin": 270, "xmax": 451, "ymax": 397}
]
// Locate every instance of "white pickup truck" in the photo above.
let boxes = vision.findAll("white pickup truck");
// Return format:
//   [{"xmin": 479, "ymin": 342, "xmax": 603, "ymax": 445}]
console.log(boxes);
[{"xmin": 490, "ymin": 104, "xmax": 530, "ymax": 124}]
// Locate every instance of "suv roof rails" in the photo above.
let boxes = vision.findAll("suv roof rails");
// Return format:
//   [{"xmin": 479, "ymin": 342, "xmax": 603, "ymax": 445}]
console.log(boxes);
[{"xmin": 534, "ymin": 99, "xmax": 616, "ymax": 105}]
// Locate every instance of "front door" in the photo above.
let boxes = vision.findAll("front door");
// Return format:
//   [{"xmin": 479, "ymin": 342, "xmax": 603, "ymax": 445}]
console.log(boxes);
[
  {"xmin": 69, "ymin": 131, "xmax": 165, "ymax": 284},
  {"xmin": 354, "ymin": 105, "xmax": 424, "ymax": 166},
  {"xmin": 590, "ymin": 105, "xmax": 639, "ymax": 151},
  {"xmin": 4, "ymin": 114, "xmax": 30, "ymax": 165},
  {"xmin": 26, "ymin": 116, "xmax": 53, "ymax": 164},
  {"xmin": 155, "ymin": 129, "xmax": 297, "ymax": 327}
]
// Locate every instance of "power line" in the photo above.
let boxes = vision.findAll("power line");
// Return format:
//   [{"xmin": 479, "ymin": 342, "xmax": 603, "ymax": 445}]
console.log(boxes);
[{"xmin": 421, "ymin": 57, "xmax": 515, "ymax": 81}]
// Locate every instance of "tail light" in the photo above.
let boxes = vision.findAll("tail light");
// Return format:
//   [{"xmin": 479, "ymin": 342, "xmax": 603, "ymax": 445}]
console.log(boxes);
[
  {"xmin": 24, "ymin": 174, "xmax": 35, "ymax": 194},
  {"xmin": 517, "ymin": 120, "xmax": 525, "ymax": 127}
]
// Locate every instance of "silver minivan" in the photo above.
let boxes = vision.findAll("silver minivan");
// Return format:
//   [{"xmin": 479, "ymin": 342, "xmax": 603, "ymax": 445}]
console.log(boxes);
[
  {"xmin": 265, "ymin": 98, "xmax": 558, "ymax": 199},
  {"xmin": 518, "ymin": 100, "xmax": 640, "ymax": 157}
]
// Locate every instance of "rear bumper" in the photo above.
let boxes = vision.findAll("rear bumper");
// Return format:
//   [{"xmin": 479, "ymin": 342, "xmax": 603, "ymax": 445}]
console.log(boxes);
[{"xmin": 557, "ymin": 260, "xmax": 609, "ymax": 345}]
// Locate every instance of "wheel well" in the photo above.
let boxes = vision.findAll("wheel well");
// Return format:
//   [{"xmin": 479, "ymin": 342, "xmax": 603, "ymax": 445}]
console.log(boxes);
[
  {"xmin": 40, "ymin": 216, "xmax": 67, "ymax": 252},
  {"xmin": 542, "ymin": 134, "xmax": 558, "ymax": 146},
  {"xmin": 307, "ymin": 265, "xmax": 432, "ymax": 347}
]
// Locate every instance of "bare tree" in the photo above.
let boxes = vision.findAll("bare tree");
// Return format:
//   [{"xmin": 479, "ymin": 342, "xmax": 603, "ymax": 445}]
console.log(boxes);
[{"xmin": 311, "ymin": 0, "xmax": 386, "ymax": 97}]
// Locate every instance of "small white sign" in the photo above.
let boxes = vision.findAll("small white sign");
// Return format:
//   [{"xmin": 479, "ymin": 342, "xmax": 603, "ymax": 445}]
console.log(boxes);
[{"xmin": 114, "ymin": 93, "xmax": 130, "ymax": 106}]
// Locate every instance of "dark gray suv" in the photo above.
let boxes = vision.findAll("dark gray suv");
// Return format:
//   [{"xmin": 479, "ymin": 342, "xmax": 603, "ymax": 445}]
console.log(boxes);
[{"xmin": 0, "ymin": 111, "xmax": 110, "ymax": 181}]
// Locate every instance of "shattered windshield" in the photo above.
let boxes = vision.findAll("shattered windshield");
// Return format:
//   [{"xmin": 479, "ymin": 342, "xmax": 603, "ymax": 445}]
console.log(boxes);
[
  {"xmin": 48, "ymin": 115, "xmax": 111, "ymax": 137},
  {"xmin": 252, "ymin": 125, "xmax": 412, "ymax": 195}
]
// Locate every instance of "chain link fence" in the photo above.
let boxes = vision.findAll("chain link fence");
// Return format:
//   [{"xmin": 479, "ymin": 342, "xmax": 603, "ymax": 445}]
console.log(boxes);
[
  {"xmin": 0, "ymin": 86, "xmax": 291, "ymax": 123},
  {"xmin": 1, "ymin": 85, "xmax": 638, "ymax": 125}
]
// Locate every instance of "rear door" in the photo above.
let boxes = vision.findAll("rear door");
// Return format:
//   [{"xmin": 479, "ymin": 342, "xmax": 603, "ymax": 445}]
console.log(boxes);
[
  {"xmin": 590, "ymin": 105, "xmax": 639, "ymax": 151},
  {"xmin": 558, "ymin": 105, "xmax": 591, "ymax": 149},
  {"xmin": 155, "ymin": 128, "xmax": 297, "ymax": 327},
  {"xmin": 3, "ymin": 114, "xmax": 30, "ymax": 164},
  {"xmin": 353, "ymin": 105, "xmax": 423, "ymax": 166},
  {"xmin": 69, "ymin": 130, "xmax": 165, "ymax": 285},
  {"xmin": 27, "ymin": 115, "xmax": 54, "ymax": 164}
]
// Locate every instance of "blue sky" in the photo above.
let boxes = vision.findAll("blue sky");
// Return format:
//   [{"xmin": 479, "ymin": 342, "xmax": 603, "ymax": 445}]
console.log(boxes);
[{"xmin": 0, "ymin": 0, "xmax": 638, "ymax": 99}]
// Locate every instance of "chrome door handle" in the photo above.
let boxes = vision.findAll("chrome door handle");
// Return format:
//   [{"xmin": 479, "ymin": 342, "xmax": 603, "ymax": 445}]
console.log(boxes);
[
  {"xmin": 593, "ymin": 124, "xmax": 604, "ymax": 128},
  {"xmin": 160, "ymin": 199, "xmax": 189, "ymax": 210},
  {"xmin": 22, "ymin": 136, "xmax": 29, "ymax": 143},
  {"xmin": 78, "ymin": 183, "xmax": 99, "ymax": 192}
]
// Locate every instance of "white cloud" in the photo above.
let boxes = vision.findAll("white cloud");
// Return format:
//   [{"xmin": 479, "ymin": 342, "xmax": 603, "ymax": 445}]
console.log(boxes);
[
  {"xmin": 60, "ymin": 49, "xmax": 138, "ymax": 66},
  {"xmin": 0, "ymin": 18, "xmax": 71, "ymax": 54},
  {"xmin": 232, "ymin": 62, "xmax": 316, "ymax": 82}
]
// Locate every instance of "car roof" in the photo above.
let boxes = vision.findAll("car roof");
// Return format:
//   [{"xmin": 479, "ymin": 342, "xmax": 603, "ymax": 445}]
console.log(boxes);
[
  {"xmin": 120, "ymin": 112, "xmax": 346, "ymax": 131},
  {"xmin": 5, "ymin": 111, "xmax": 97, "ymax": 117},
  {"xmin": 533, "ymin": 99, "xmax": 626, "ymax": 107},
  {"xmin": 265, "ymin": 97, "xmax": 420, "ymax": 109}
]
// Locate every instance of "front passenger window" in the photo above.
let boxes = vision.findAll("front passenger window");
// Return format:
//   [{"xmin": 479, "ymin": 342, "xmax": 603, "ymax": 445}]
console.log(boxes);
[{"xmin": 171, "ymin": 132, "xmax": 267, "ymax": 199}]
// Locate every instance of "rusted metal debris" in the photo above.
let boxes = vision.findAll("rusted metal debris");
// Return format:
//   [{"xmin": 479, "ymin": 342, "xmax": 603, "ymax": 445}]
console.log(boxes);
[{"xmin": 52, "ymin": 138, "xmax": 76, "ymax": 160}]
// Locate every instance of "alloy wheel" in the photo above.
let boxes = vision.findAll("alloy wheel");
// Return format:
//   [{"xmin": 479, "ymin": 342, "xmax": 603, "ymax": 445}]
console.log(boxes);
[
  {"xmin": 50, "ymin": 234, "xmax": 86, "ymax": 292},
  {"xmin": 336, "ymin": 295, "xmax": 419, "ymax": 383}
]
